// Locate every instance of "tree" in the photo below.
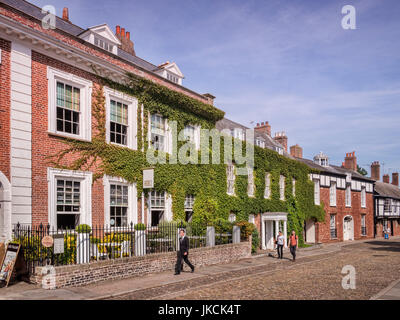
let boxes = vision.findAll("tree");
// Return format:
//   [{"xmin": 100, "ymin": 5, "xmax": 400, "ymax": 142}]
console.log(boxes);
[{"xmin": 357, "ymin": 165, "xmax": 368, "ymax": 176}]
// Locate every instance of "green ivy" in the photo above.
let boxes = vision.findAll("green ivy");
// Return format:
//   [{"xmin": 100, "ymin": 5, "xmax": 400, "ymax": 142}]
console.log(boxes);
[{"xmin": 49, "ymin": 74, "xmax": 325, "ymax": 246}]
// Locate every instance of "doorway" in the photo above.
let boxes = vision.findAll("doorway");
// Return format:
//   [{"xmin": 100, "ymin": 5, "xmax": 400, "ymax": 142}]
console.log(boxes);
[
  {"xmin": 305, "ymin": 219, "xmax": 316, "ymax": 243},
  {"xmin": 343, "ymin": 216, "xmax": 354, "ymax": 241}
]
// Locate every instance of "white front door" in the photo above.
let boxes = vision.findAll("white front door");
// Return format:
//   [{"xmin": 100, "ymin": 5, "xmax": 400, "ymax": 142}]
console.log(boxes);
[
  {"xmin": 305, "ymin": 219, "xmax": 316, "ymax": 243},
  {"xmin": 343, "ymin": 216, "xmax": 353, "ymax": 241},
  {"xmin": 264, "ymin": 220, "xmax": 274, "ymax": 250}
]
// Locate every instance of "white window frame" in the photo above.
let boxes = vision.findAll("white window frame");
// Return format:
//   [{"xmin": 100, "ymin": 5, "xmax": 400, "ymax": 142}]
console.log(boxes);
[
  {"xmin": 248, "ymin": 214, "xmax": 255, "ymax": 224},
  {"xmin": 256, "ymin": 139, "xmax": 265, "ymax": 148},
  {"xmin": 149, "ymin": 113, "xmax": 171, "ymax": 153},
  {"xmin": 247, "ymin": 167, "xmax": 255, "ymax": 197},
  {"xmin": 103, "ymin": 175, "xmax": 137, "ymax": 227},
  {"xmin": 345, "ymin": 184, "xmax": 352, "ymax": 207},
  {"xmin": 227, "ymin": 164, "xmax": 236, "ymax": 196},
  {"xmin": 314, "ymin": 179, "xmax": 320, "ymax": 205},
  {"xmin": 47, "ymin": 67, "xmax": 92, "ymax": 141},
  {"xmin": 228, "ymin": 213, "xmax": 236, "ymax": 222},
  {"xmin": 361, "ymin": 187, "xmax": 366, "ymax": 208},
  {"xmin": 330, "ymin": 181, "xmax": 337, "ymax": 207},
  {"xmin": 232, "ymin": 128, "xmax": 244, "ymax": 141},
  {"xmin": 105, "ymin": 87, "xmax": 138, "ymax": 150},
  {"xmin": 292, "ymin": 178, "xmax": 296, "ymax": 197},
  {"xmin": 264, "ymin": 173, "xmax": 271, "ymax": 199},
  {"xmin": 279, "ymin": 175, "xmax": 285, "ymax": 201},
  {"xmin": 47, "ymin": 168, "xmax": 92, "ymax": 229},
  {"xmin": 183, "ymin": 124, "xmax": 201, "ymax": 150}
]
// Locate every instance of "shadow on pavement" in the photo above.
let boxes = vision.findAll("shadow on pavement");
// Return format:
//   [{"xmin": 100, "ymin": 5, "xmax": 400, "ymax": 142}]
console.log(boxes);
[{"xmin": 365, "ymin": 241, "xmax": 400, "ymax": 253}]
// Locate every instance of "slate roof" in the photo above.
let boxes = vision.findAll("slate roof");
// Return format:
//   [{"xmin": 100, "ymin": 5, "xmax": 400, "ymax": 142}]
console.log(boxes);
[
  {"xmin": 374, "ymin": 181, "xmax": 400, "ymax": 199},
  {"xmin": 295, "ymin": 157, "xmax": 374, "ymax": 182}
]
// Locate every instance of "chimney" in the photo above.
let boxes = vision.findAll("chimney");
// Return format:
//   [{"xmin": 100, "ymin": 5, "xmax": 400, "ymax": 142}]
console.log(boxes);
[
  {"xmin": 203, "ymin": 93, "xmax": 215, "ymax": 106},
  {"xmin": 290, "ymin": 144, "xmax": 303, "ymax": 158},
  {"xmin": 370, "ymin": 161, "xmax": 380, "ymax": 181},
  {"xmin": 383, "ymin": 174, "xmax": 390, "ymax": 184},
  {"xmin": 392, "ymin": 172, "xmax": 399, "ymax": 187},
  {"xmin": 254, "ymin": 121, "xmax": 271, "ymax": 137},
  {"xmin": 62, "ymin": 7, "xmax": 70, "ymax": 22},
  {"xmin": 273, "ymin": 132, "xmax": 288, "ymax": 152},
  {"xmin": 115, "ymin": 26, "xmax": 135, "ymax": 55},
  {"xmin": 344, "ymin": 151, "xmax": 357, "ymax": 171}
]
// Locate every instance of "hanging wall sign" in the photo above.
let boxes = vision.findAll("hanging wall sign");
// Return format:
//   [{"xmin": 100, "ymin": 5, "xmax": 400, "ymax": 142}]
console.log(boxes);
[
  {"xmin": 0, "ymin": 243, "xmax": 21, "ymax": 287},
  {"xmin": 143, "ymin": 168, "xmax": 154, "ymax": 189}
]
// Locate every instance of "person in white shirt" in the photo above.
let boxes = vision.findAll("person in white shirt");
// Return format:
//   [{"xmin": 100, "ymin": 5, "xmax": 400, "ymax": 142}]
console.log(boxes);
[{"xmin": 276, "ymin": 231, "xmax": 285, "ymax": 259}]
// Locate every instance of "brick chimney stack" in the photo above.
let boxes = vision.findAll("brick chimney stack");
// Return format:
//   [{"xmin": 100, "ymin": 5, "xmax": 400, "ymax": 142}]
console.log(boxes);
[
  {"xmin": 344, "ymin": 151, "xmax": 357, "ymax": 171},
  {"xmin": 62, "ymin": 7, "xmax": 70, "ymax": 22},
  {"xmin": 203, "ymin": 93, "xmax": 215, "ymax": 106},
  {"xmin": 273, "ymin": 132, "xmax": 288, "ymax": 152},
  {"xmin": 115, "ymin": 25, "xmax": 135, "ymax": 55},
  {"xmin": 254, "ymin": 122, "xmax": 271, "ymax": 137},
  {"xmin": 290, "ymin": 144, "xmax": 303, "ymax": 158},
  {"xmin": 392, "ymin": 172, "xmax": 399, "ymax": 186},
  {"xmin": 370, "ymin": 161, "xmax": 380, "ymax": 181},
  {"xmin": 383, "ymin": 174, "xmax": 390, "ymax": 184}
]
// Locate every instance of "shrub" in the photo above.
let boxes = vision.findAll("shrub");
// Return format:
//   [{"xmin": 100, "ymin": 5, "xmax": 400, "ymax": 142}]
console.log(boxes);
[
  {"xmin": 235, "ymin": 221, "xmax": 255, "ymax": 240},
  {"xmin": 212, "ymin": 218, "xmax": 233, "ymax": 234},
  {"xmin": 251, "ymin": 228, "xmax": 260, "ymax": 253},
  {"xmin": 134, "ymin": 223, "xmax": 146, "ymax": 231},
  {"xmin": 75, "ymin": 224, "xmax": 92, "ymax": 233}
]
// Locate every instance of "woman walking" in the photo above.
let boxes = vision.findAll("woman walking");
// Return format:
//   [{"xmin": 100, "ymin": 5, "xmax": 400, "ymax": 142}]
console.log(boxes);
[
  {"xmin": 276, "ymin": 231, "xmax": 284, "ymax": 259},
  {"xmin": 289, "ymin": 230, "xmax": 298, "ymax": 262}
]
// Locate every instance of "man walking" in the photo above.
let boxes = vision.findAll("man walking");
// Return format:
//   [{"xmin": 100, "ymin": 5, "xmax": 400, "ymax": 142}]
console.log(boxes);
[
  {"xmin": 289, "ymin": 230, "xmax": 298, "ymax": 262},
  {"xmin": 175, "ymin": 229, "xmax": 195, "ymax": 275},
  {"xmin": 276, "ymin": 231, "xmax": 284, "ymax": 259}
]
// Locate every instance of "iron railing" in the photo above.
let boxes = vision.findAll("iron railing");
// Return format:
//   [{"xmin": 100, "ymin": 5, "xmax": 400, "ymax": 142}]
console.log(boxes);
[
  {"xmin": 361, "ymin": 227, "xmax": 367, "ymax": 236},
  {"xmin": 330, "ymin": 228, "xmax": 337, "ymax": 239},
  {"xmin": 11, "ymin": 220, "xmax": 235, "ymax": 267}
]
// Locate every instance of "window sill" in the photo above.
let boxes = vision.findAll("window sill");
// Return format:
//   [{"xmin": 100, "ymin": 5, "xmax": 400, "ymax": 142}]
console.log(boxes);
[{"xmin": 48, "ymin": 131, "xmax": 91, "ymax": 143}]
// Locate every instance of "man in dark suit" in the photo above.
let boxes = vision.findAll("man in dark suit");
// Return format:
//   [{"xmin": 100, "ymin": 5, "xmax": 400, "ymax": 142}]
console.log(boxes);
[{"xmin": 175, "ymin": 229, "xmax": 194, "ymax": 275}]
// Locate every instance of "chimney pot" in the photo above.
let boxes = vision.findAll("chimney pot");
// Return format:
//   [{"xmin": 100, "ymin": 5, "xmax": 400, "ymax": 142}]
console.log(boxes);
[
  {"xmin": 116, "ymin": 25, "xmax": 121, "ymax": 35},
  {"xmin": 290, "ymin": 144, "xmax": 303, "ymax": 159},
  {"xmin": 62, "ymin": 7, "xmax": 69, "ymax": 22},
  {"xmin": 126, "ymin": 32, "xmax": 130, "ymax": 40},
  {"xmin": 121, "ymin": 28, "xmax": 125, "ymax": 37},
  {"xmin": 371, "ymin": 161, "xmax": 380, "ymax": 181},
  {"xmin": 392, "ymin": 172, "xmax": 399, "ymax": 187},
  {"xmin": 383, "ymin": 174, "xmax": 390, "ymax": 184}
]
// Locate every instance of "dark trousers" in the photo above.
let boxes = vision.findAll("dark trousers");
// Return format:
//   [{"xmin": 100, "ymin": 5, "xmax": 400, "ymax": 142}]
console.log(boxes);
[
  {"xmin": 276, "ymin": 244, "xmax": 283, "ymax": 259},
  {"xmin": 290, "ymin": 245, "xmax": 297, "ymax": 260},
  {"xmin": 175, "ymin": 251, "xmax": 194, "ymax": 273}
]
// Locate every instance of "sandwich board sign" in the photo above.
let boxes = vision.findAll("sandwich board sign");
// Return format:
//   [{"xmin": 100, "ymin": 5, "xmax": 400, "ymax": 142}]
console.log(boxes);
[
  {"xmin": 0, "ymin": 243, "xmax": 21, "ymax": 287},
  {"xmin": 143, "ymin": 168, "xmax": 154, "ymax": 189}
]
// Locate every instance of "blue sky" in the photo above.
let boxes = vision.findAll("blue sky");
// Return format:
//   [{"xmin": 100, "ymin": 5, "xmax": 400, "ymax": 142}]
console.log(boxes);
[{"xmin": 32, "ymin": 0, "xmax": 400, "ymax": 177}]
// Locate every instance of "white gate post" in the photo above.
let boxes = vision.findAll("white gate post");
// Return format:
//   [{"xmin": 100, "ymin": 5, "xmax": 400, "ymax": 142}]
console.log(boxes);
[
  {"xmin": 76, "ymin": 232, "xmax": 90, "ymax": 264},
  {"xmin": 206, "ymin": 226, "xmax": 215, "ymax": 247},
  {"xmin": 134, "ymin": 230, "xmax": 146, "ymax": 256},
  {"xmin": 233, "ymin": 225, "xmax": 241, "ymax": 244}
]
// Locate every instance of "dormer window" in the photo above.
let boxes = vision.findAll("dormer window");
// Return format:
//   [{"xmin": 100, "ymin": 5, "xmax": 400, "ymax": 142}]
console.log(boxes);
[
  {"xmin": 274, "ymin": 146, "xmax": 283, "ymax": 155},
  {"xmin": 154, "ymin": 62, "xmax": 184, "ymax": 86},
  {"xmin": 314, "ymin": 152, "xmax": 329, "ymax": 167},
  {"xmin": 166, "ymin": 73, "xmax": 179, "ymax": 84},
  {"xmin": 78, "ymin": 24, "xmax": 120, "ymax": 55},
  {"xmin": 94, "ymin": 37, "xmax": 114, "ymax": 53},
  {"xmin": 256, "ymin": 139, "xmax": 265, "ymax": 148}
]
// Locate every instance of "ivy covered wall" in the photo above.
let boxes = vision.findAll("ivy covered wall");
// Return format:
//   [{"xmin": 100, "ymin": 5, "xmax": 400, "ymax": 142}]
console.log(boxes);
[{"xmin": 51, "ymin": 72, "xmax": 325, "ymax": 244}]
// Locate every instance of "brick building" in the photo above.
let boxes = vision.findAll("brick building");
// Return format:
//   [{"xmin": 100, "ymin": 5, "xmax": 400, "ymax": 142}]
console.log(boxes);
[
  {"xmin": 0, "ymin": 0, "xmax": 220, "ymax": 240},
  {"xmin": 295, "ymin": 151, "xmax": 375, "ymax": 243},
  {"xmin": 371, "ymin": 162, "xmax": 400, "ymax": 237}
]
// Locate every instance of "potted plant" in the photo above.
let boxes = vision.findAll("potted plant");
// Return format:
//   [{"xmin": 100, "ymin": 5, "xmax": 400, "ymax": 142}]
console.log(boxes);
[{"xmin": 75, "ymin": 224, "xmax": 91, "ymax": 264}]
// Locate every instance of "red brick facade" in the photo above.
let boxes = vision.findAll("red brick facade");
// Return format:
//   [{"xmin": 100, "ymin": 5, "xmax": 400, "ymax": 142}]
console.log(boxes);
[
  {"xmin": 0, "ymin": 38, "xmax": 11, "ymax": 181},
  {"xmin": 316, "ymin": 187, "xmax": 374, "ymax": 243}
]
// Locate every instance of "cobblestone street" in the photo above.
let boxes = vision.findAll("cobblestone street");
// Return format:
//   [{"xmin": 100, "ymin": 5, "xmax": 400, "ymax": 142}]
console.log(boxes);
[{"xmin": 109, "ymin": 239, "xmax": 400, "ymax": 300}]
